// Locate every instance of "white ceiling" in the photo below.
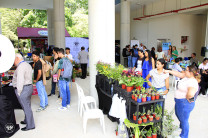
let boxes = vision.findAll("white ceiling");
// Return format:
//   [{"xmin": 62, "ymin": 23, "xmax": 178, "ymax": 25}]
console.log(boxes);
[
  {"xmin": 116, "ymin": 0, "xmax": 161, "ymax": 13},
  {"xmin": 0, "ymin": 0, "xmax": 53, "ymax": 10}
]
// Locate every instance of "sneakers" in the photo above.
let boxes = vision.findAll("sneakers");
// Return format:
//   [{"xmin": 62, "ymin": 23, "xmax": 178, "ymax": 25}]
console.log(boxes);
[
  {"xmin": 67, "ymin": 105, "xmax": 71, "ymax": 108},
  {"xmin": 58, "ymin": 107, "xmax": 67, "ymax": 111},
  {"xmin": 36, "ymin": 107, "xmax": 45, "ymax": 112}
]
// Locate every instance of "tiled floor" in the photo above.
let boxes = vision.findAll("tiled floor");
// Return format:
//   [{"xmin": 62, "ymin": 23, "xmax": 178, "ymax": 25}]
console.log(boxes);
[{"xmin": 12, "ymin": 76, "xmax": 208, "ymax": 138}]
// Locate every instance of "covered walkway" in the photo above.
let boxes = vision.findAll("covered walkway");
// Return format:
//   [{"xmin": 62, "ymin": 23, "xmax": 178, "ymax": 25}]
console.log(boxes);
[{"xmin": 13, "ymin": 77, "xmax": 208, "ymax": 138}]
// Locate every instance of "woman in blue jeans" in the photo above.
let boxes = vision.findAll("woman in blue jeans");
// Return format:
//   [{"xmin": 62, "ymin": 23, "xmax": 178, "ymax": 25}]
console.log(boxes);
[
  {"xmin": 164, "ymin": 65, "xmax": 200, "ymax": 138},
  {"xmin": 146, "ymin": 58, "xmax": 169, "ymax": 106}
]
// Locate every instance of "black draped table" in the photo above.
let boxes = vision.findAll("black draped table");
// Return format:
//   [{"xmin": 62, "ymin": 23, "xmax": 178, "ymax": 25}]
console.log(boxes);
[{"xmin": 0, "ymin": 86, "xmax": 22, "ymax": 110}]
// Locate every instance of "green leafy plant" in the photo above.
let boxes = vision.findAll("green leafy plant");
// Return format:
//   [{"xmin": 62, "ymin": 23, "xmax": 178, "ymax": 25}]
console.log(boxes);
[
  {"xmin": 155, "ymin": 104, "xmax": 162, "ymax": 117},
  {"xmin": 135, "ymin": 77, "xmax": 146, "ymax": 87},
  {"xmin": 142, "ymin": 94, "xmax": 147, "ymax": 98},
  {"xmin": 146, "ymin": 128, "xmax": 152, "ymax": 137},
  {"xmin": 141, "ymin": 87, "xmax": 146, "ymax": 94},
  {"xmin": 162, "ymin": 109, "xmax": 179, "ymax": 137},
  {"xmin": 124, "ymin": 119, "xmax": 153, "ymax": 138}
]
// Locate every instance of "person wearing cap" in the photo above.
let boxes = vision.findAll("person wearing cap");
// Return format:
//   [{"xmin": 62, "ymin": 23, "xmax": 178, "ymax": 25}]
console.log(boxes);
[
  {"xmin": 32, "ymin": 51, "xmax": 48, "ymax": 112},
  {"xmin": 12, "ymin": 53, "xmax": 35, "ymax": 131}
]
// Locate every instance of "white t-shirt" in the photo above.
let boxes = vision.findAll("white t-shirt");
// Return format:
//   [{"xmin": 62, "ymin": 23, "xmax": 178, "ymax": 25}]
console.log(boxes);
[
  {"xmin": 135, "ymin": 60, "xmax": 142, "ymax": 72},
  {"xmin": 65, "ymin": 54, "xmax": 73, "ymax": 60},
  {"xmin": 198, "ymin": 63, "xmax": 208, "ymax": 70},
  {"xmin": 156, "ymin": 52, "xmax": 164, "ymax": 59},
  {"xmin": 149, "ymin": 69, "xmax": 169, "ymax": 88},
  {"xmin": 175, "ymin": 77, "xmax": 198, "ymax": 99}
]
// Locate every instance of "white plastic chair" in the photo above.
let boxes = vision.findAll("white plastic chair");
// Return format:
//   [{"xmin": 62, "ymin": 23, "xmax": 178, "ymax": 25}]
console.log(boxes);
[
  {"xmin": 82, "ymin": 97, "xmax": 105, "ymax": 134},
  {"xmin": 75, "ymin": 83, "xmax": 97, "ymax": 116},
  {"xmin": 171, "ymin": 75, "xmax": 181, "ymax": 90}
]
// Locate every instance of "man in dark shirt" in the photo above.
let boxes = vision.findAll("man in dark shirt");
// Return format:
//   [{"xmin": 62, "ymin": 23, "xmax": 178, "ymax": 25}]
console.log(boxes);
[{"xmin": 32, "ymin": 51, "xmax": 48, "ymax": 112}]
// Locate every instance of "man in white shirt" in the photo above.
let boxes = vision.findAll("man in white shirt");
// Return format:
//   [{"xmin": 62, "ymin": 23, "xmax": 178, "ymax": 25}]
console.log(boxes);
[
  {"xmin": 78, "ymin": 47, "xmax": 89, "ymax": 79},
  {"xmin": 65, "ymin": 48, "xmax": 73, "ymax": 63},
  {"xmin": 12, "ymin": 53, "xmax": 35, "ymax": 131},
  {"xmin": 139, "ymin": 43, "xmax": 144, "ymax": 50}
]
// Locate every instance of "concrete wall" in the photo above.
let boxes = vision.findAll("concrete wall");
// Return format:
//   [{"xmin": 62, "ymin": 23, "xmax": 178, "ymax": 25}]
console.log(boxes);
[
  {"xmin": 115, "ymin": 0, "xmax": 208, "ymax": 60},
  {"xmin": 129, "ymin": 12, "xmax": 206, "ymax": 60}
]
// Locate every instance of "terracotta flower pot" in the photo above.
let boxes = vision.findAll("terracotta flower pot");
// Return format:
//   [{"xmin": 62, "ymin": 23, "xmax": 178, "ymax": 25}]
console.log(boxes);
[
  {"xmin": 72, "ymin": 79, "xmax": 75, "ymax": 82},
  {"xmin": 126, "ymin": 86, "xmax": 133, "ymax": 92},
  {"xmin": 136, "ymin": 86, "xmax": 141, "ymax": 90},
  {"xmin": 138, "ymin": 119, "xmax": 142, "ymax": 124},
  {"xmin": 133, "ymin": 115, "xmax": 136, "ymax": 121},
  {"xmin": 156, "ymin": 117, "xmax": 160, "ymax": 120},
  {"xmin": 146, "ymin": 136, "xmax": 152, "ymax": 138},
  {"xmin": 132, "ymin": 95, "xmax": 135, "ymax": 100},
  {"xmin": 149, "ymin": 117, "xmax": 153, "ymax": 121},
  {"xmin": 116, "ymin": 131, "xmax": 118, "ymax": 136},
  {"xmin": 142, "ymin": 97, "xmax": 146, "ymax": 102},
  {"xmin": 156, "ymin": 95, "xmax": 160, "ymax": 100},
  {"xmin": 134, "ymin": 97, "xmax": 137, "ymax": 102},
  {"xmin": 151, "ymin": 96, "xmax": 155, "ymax": 101},
  {"xmin": 152, "ymin": 134, "xmax": 157, "ymax": 138},
  {"xmin": 122, "ymin": 84, "xmax": 126, "ymax": 89},
  {"xmin": 141, "ymin": 115, "xmax": 145, "ymax": 119},
  {"xmin": 143, "ymin": 118, "xmax": 147, "ymax": 123}
]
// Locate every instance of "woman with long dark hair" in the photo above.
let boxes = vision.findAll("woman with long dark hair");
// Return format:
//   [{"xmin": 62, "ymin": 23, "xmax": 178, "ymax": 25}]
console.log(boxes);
[
  {"xmin": 142, "ymin": 50, "xmax": 155, "ymax": 88},
  {"xmin": 164, "ymin": 65, "xmax": 201, "ymax": 138},
  {"xmin": 146, "ymin": 58, "xmax": 169, "ymax": 97}
]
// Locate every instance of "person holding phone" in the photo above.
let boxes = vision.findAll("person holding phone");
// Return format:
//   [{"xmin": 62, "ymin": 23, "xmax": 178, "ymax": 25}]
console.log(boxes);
[{"xmin": 164, "ymin": 65, "xmax": 201, "ymax": 138}]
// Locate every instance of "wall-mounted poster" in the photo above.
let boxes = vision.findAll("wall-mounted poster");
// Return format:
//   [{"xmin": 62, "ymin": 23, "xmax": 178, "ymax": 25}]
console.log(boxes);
[{"xmin": 162, "ymin": 42, "xmax": 171, "ymax": 57}]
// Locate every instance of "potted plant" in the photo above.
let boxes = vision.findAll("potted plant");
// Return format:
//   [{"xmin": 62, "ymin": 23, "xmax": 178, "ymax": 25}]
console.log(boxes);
[
  {"xmin": 126, "ymin": 76, "xmax": 136, "ymax": 92},
  {"xmin": 142, "ymin": 94, "xmax": 147, "ymax": 102},
  {"xmin": 132, "ymin": 89, "xmax": 136, "ymax": 100},
  {"xmin": 156, "ymin": 93, "xmax": 160, "ymax": 100},
  {"xmin": 137, "ymin": 94, "xmax": 142, "ymax": 103},
  {"xmin": 135, "ymin": 77, "xmax": 145, "ymax": 90},
  {"xmin": 119, "ymin": 75, "xmax": 127, "ymax": 89},
  {"xmin": 133, "ymin": 112, "xmax": 137, "ymax": 121},
  {"xmin": 152, "ymin": 112, "xmax": 156, "ymax": 118},
  {"xmin": 146, "ymin": 110, "xmax": 151, "ymax": 119},
  {"xmin": 152, "ymin": 127, "xmax": 157, "ymax": 138},
  {"xmin": 134, "ymin": 94, "xmax": 138, "ymax": 102},
  {"xmin": 155, "ymin": 114, "xmax": 160, "ymax": 120},
  {"xmin": 151, "ymin": 92, "xmax": 156, "ymax": 101},
  {"xmin": 138, "ymin": 117, "xmax": 142, "ymax": 124},
  {"xmin": 149, "ymin": 115, "xmax": 153, "ymax": 122},
  {"xmin": 115, "ymin": 127, "xmax": 118, "ymax": 136},
  {"xmin": 142, "ymin": 116, "xmax": 147, "ymax": 123},
  {"xmin": 72, "ymin": 69, "xmax": 76, "ymax": 82},
  {"xmin": 146, "ymin": 128, "xmax": 152, "ymax": 138},
  {"xmin": 147, "ymin": 94, "xmax": 151, "ymax": 101}
]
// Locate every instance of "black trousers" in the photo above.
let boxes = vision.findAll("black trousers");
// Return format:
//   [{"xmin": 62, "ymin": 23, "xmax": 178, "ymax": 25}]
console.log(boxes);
[
  {"xmin": 124, "ymin": 57, "xmax": 128, "ymax": 67},
  {"xmin": 81, "ymin": 64, "xmax": 87, "ymax": 78}
]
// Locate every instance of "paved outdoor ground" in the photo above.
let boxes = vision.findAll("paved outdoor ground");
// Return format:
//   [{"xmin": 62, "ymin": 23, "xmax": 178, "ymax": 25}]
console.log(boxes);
[{"xmin": 12, "ymin": 76, "xmax": 208, "ymax": 138}]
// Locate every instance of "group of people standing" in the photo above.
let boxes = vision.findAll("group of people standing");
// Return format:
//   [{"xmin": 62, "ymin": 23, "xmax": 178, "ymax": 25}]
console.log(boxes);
[
  {"xmin": 123, "ymin": 43, "xmax": 200, "ymax": 138},
  {"xmin": 12, "ymin": 46, "xmax": 88, "ymax": 131}
]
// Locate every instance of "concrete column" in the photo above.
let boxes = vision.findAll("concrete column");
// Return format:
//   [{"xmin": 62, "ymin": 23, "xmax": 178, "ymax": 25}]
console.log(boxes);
[
  {"xmin": 205, "ymin": 12, "xmax": 208, "ymax": 58},
  {"xmin": 88, "ymin": 0, "xmax": 115, "ymax": 104},
  {"xmin": 53, "ymin": 0, "xmax": 65, "ymax": 49},
  {"xmin": 120, "ymin": 0, "xmax": 130, "ymax": 64},
  {"xmin": 47, "ymin": 9, "xmax": 54, "ymax": 47}
]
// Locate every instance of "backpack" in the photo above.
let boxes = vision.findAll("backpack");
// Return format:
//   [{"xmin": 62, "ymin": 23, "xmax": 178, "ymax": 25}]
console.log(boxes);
[
  {"xmin": 39, "ymin": 58, "xmax": 52, "ymax": 80},
  {"xmin": 61, "ymin": 58, "xmax": 73, "ymax": 79},
  {"xmin": 122, "ymin": 48, "xmax": 127, "ymax": 57}
]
